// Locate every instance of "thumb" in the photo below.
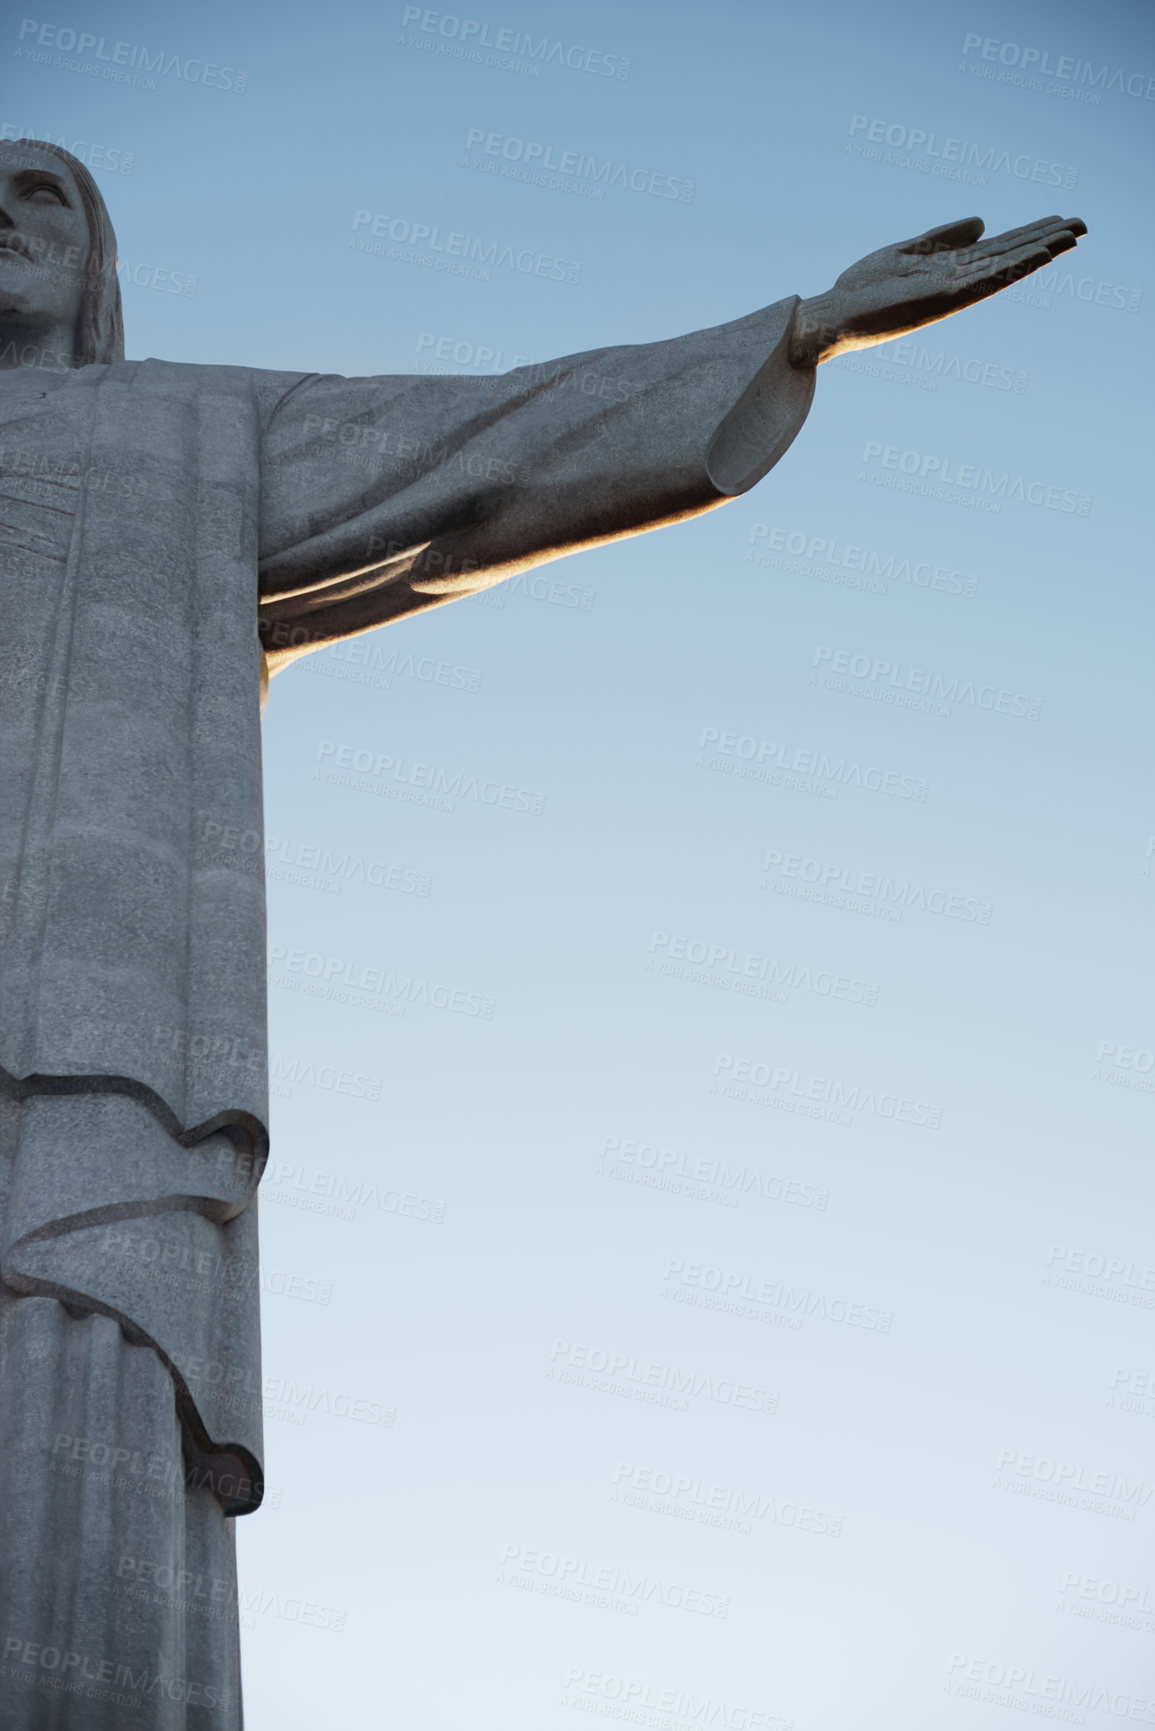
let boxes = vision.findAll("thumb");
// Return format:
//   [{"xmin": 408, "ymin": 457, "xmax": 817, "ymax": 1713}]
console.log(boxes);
[{"xmin": 914, "ymin": 216, "xmax": 986, "ymax": 252}]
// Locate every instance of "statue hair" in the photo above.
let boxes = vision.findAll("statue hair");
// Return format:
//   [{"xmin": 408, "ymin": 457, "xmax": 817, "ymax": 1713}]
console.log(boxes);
[{"xmin": 12, "ymin": 138, "xmax": 125, "ymax": 367}]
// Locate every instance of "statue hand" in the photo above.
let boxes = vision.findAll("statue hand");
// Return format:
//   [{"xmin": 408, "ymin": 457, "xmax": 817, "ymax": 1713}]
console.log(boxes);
[{"xmin": 790, "ymin": 214, "xmax": 1087, "ymax": 366}]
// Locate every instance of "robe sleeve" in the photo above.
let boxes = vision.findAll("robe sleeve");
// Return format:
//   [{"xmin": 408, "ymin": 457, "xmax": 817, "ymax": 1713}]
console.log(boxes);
[{"xmin": 256, "ymin": 296, "xmax": 816, "ymax": 670}]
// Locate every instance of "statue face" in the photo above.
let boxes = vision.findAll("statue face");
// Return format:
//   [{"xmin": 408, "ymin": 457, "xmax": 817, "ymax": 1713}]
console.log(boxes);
[{"xmin": 0, "ymin": 140, "xmax": 91, "ymax": 352}]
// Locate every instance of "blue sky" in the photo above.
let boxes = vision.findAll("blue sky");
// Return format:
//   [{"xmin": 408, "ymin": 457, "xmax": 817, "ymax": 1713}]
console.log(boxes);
[{"xmin": 7, "ymin": 0, "xmax": 1153, "ymax": 1723}]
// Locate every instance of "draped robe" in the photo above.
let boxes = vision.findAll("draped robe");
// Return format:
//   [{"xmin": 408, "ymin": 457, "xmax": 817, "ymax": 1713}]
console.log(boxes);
[{"xmin": 0, "ymin": 296, "xmax": 814, "ymax": 1728}]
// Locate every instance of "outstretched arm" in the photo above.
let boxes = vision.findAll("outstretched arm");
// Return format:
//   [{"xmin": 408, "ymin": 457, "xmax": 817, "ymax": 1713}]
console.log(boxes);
[
  {"xmin": 788, "ymin": 214, "xmax": 1087, "ymax": 366},
  {"xmin": 257, "ymin": 213, "xmax": 1087, "ymax": 670},
  {"xmin": 258, "ymin": 296, "xmax": 814, "ymax": 668}
]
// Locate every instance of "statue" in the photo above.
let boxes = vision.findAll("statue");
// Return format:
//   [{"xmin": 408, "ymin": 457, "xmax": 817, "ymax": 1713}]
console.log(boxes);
[{"xmin": 0, "ymin": 135, "xmax": 1084, "ymax": 1728}]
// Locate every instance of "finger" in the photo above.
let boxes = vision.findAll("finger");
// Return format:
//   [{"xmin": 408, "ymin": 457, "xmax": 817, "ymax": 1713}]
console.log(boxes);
[
  {"xmin": 1044, "ymin": 230, "xmax": 1079, "ymax": 258},
  {"xmin": 975, "ymin": 215, "xmax": 1088, "ymax": 258},
  {"xmin": 979, "ymin": 214, "xmax": 1065, "ymax": 249},
  {"xmin": 980, "ymin": 227, "xmax": 1079, "ymax": 266},
  {"xmin": 979, "ymin": 218, "xmax": 1084, "ymax": 258},
  {"xmin": 952, "ymin": 223, "xmax": 1081, "ymax": 275},
  {"xmin": 956, "ymin": 222, "xmax": 1064, "ymax": 264},
  {"xmin": 958, "ymin": 240, "xmax": 1052, "ymax": 277},
  {"xmin": 956, "ymin": 242, "xmax": 1054, "ymax": 295}
]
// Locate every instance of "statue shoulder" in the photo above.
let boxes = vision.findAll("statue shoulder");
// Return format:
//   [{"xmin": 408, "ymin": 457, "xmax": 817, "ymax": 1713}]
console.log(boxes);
[
  {"xmin": 121, "ymin": 356, "xmax": 303, "ymax": 389},
  {"xmin": 94, "ymin": 357, "xmax": 312, "ymax": 425}
]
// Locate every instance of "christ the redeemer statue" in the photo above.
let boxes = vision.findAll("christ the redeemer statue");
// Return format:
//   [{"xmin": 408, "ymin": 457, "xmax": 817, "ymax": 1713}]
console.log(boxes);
[{"xmin": 0, "ymin": 136, "xmax": 1084, "ymax": 1728}]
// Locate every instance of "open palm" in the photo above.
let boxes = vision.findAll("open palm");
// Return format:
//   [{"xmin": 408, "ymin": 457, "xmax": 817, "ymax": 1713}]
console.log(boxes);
[{"xmin": 791, "ymin": 214, "xmax": 1087, "ymax": 364}]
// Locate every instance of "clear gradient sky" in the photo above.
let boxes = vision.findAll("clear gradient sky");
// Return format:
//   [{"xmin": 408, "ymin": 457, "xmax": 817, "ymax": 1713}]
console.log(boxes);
[{"xmin": 7, "ymin": 0, "xmax": 1154, "ymax": 1725}]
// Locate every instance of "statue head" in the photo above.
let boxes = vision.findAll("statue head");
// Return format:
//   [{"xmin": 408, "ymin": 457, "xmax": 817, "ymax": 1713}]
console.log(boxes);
[{"xmin": 0, "ymin": 137, "xmax": 124, "ymax": 369}]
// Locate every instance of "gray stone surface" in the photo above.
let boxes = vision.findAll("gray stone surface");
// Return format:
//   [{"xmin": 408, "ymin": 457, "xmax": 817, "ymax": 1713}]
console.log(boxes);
[
  {"xmin": 0, "ymin": 135, "xmax": 1085, "ymax": 1726},
  {"xmin": 0, "ymin": 1296, "xmax": 243, "ymax": 1729}
]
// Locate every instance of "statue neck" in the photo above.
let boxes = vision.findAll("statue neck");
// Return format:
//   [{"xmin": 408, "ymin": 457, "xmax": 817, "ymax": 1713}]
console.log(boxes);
[{"xmin": 0, "ymin": 322, "xmax": 79, "ymax": 375}]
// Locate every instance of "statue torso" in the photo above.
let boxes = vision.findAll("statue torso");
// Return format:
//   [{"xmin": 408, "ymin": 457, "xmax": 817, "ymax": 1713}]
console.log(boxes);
[{"xmin": 0, "ymin": 372, "xmax": 91, "ymax": 943}]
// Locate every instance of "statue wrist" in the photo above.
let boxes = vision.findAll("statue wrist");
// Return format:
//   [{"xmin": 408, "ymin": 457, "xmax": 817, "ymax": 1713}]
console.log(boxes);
[{"xmin": 789, "ymin": 292, "xmax": 843, "ymax": 367}]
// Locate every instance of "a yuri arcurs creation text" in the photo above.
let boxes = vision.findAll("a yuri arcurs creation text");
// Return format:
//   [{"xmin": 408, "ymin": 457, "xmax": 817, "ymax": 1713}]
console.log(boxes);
[{"xmin": 0, "ymin": 135, "xmax": 1084, "ymax": 1729}]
